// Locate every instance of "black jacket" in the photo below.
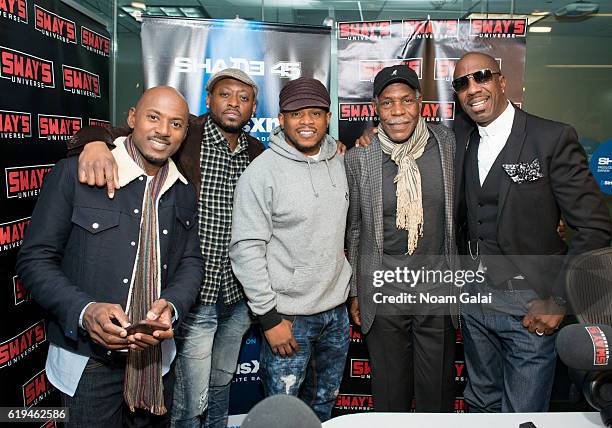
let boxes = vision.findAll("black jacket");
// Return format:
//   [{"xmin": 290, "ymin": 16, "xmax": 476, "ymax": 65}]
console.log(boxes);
[
  {"xmin": 454, "ymin": 107, "xmax": 612, "ymax": 298},
  {"xmin": 17, "ymin": 156, "xmax": 204, "ymax": 363}
]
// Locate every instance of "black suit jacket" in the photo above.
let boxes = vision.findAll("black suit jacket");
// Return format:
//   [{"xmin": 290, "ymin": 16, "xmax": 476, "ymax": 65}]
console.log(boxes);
[{"xmin": 454, "ymin": 107, "xmax": 612, "ymax": 298}]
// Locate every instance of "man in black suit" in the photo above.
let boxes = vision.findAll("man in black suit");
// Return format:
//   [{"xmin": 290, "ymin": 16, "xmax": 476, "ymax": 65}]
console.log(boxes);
[{"xmin": 452, "ymin": 52, "xmax": 612, "ymax": 412}]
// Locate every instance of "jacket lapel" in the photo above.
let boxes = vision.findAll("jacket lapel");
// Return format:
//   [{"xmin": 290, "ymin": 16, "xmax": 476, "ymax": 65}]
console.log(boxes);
[
  {"xmin": 497, "ymin": 108, "xmax": 527, "ymax": 220},
  {"xmin": 363, "ymin": 138, "xmax": 384, "ymax": 254}
]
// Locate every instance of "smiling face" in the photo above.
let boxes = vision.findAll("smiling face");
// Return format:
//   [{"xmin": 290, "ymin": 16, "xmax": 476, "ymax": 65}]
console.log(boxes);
[
  {"xmin": 127, "ymin": 86, "xmax": 189, "ymax": 175},
  {"xmin": 453, "ymin": 53, "xmax": 508, "ymax": 127},
  {"xmin": 374, "ymin": 82, "xmax": 421, "ymax": 143},
  {"xmin": 279, "ymin": 107, "xmax": 331, "ymax": 156},
  {"xmin": 206, "ymin": 77, "xmax": 256, "ymax": 135}
]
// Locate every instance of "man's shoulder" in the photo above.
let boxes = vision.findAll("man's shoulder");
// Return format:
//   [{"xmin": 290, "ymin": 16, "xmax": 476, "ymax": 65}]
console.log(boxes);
[
  {"xmin": 523, "ymin": 109, "xmax": 571, "ymax": 134},
  {"xmin": 346, "ymin": 135, "xmax": 378, "ymax": 164},
  {"xmin": 427, "ymin": 123, "xmax": 456, "ymax": 145}
]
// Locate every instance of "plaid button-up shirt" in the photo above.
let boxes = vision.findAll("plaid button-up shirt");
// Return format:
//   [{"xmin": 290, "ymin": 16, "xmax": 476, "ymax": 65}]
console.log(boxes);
[{"xmin": 197, "ymin": 117, "xmax": 250, "ymax": 305}]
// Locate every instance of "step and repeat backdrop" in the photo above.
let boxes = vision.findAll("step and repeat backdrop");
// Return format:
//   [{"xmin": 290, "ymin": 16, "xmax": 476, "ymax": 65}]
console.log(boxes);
[
  {"xmin": 2, "ymin": 9, "xmax": 549, "ymax": 426},
  {"xmin": 0, "ymin": 0, "xmax": 110, "ymax": 424},
  {"xmin": 334, "ymin": 18, "xmax": 527, "ymax": 414},
  {"xmin": 139, "ymin": 17, "xmax": 529, "ymax": 423}
]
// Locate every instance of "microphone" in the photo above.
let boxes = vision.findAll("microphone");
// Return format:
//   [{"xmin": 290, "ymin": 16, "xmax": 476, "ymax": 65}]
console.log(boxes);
[
  {"xmin": 557, "ymin": 323, "xmax": 611, "ymax": 371},
  {"xmin": 241, "ymin": 395, "xmax": 322, "ymax": 428},
  {"xmin": 557, "ymin": 323, "xmax": 612, "ymax": 427}
]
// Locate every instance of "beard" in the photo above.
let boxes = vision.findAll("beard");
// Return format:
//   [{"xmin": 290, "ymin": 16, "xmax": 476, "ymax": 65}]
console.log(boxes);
[
  {"xmin": 284, "ymin": 131, "xmax": 324, "ymax": 155},
  {"xmin": 209, "ymin": 109, "xmax": 249, "ymax": 134}
]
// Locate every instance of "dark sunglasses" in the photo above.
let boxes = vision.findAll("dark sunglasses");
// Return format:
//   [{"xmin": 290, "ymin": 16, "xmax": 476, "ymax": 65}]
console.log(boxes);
[{"xmin": 451, "ymin": 69, "xmax": 500, "ymax": 92}]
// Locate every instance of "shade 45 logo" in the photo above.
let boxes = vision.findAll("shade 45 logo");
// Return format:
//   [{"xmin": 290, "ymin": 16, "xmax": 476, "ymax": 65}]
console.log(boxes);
[
  {"xmin": 34, "ymin": 5, "xmax": 76, "ymax": 44},
  {"xmin": 38, "ymin": 114, "xmax": 82, "ymax": 140},
  {"xmin": 81, "ymin": 26, "xmax": 110, "ymax": 57},
  {"xmin": 359, "ymin": 58, "xmax": 423, "ymax": 82},
  {"xmin": 62, "ymin": 65, "xmax": 100, "ymax": 98},
  {"xmin": 23, "ymin": 369, "xmax": 55, "ymax": 408},
  {"xmin": 0, "ymin": 47, "xmax": 55, "ymax": 88},
  {"xmin": 0, "ymin": 0, "xmax": 28, "ymax": 24},
  {"xmin": 0, "ymin": 109, "xmax": 31, "ymax": 139},
  {"xmin": 470, "ymin": 19, "xmax": 526, "ymax": 38},
  {"xmin": 13, "ymin": 275, "xmax": 31, "ymax": 305},
  {"xmin": 402, "ymin": 20, "xmax": 458, "ymax": 39},
  {"xmin": 350, "ymin": 359, "xmax": 371, "ymax": 378},
  {"xmin": 421, "ymin": 101, "xmax": 455, "ymax": 122},
  {"xmin": 5, "ymin": 164, "xmax": 53, "ymax": 199},
  {"xmin": 335, "ymin": 394, "xmax": 374, "ymax": 411},
  {"xmin": 349, "ymin": 324, "xmax": 364, "ymax": 343},
  {"xmin": 0, "ymin": 320, "xmax": 46, "ymax": 369},
  {"xmin": 338, "ymin": 21, "xmax": 391, "ymax": 40},
  {"xmin": 339, "ymin": 102, "xmax": 376, "ymax": 122}
]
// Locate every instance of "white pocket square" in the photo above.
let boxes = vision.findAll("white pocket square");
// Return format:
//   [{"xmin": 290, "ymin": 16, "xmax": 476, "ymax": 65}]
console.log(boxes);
[{"xmin": 502, "ymin": 158, "xmax": 544, "ymax": 184}]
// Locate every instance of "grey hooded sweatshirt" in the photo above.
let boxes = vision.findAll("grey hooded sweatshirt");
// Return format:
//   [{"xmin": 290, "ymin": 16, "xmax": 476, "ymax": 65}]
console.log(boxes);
[{"xmin": 229, "ymin": 126, "xmax": 351, "ymax": 329}]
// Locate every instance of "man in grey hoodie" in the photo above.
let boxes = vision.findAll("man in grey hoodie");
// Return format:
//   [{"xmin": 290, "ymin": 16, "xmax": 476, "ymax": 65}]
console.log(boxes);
[{"xmin": 229, "ymin": 77, "xmax": 351, "ymax": 421}]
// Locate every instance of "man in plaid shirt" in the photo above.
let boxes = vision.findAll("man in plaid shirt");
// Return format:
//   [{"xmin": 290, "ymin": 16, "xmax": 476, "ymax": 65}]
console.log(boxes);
[{"xmin": 68, "ymin": 69, "xmax": 263, "ymax": 428}]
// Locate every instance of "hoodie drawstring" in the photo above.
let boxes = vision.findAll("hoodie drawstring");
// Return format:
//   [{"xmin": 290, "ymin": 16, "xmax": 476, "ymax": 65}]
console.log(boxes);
[
  {"xmin": 324, "ymin": 158, "xmax": 337, "ymax": 188},
  {"xmin": 307, "ymin": 159, "xmax": 319, "ymax": 198}
]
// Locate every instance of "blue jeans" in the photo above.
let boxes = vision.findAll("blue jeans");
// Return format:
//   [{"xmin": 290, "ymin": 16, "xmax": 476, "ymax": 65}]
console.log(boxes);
[
  {"xmin": 61, "ymin": 357, "xmax": 174, "ymax": 428},
  {"xmin": 260, "ymin": 305, "xmax": 350, "ymax": 422},
  {"xmin": 461, "ymin": 280, "xmax": 557, "ymax": 412},
  {"xmin": 171, "ymin": 298, "xmax": 250, "ymax": 428}
]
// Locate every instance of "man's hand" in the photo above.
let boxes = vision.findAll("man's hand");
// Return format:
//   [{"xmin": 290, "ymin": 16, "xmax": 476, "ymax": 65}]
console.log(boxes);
[
  {"xmin": 82, "ymin": 303, "xmax": 130, "ymax": 350},
  {"xmin": 557, "ymin": 219, "xmax": 566, "ymax": 240},
  {"xmin": 264, "ymin": 319, "xmax": 300, "ymax": 357},
  {"xmin": 522, "ymin": 298, "xmax": 565, "ymax": 336},
  {"xmin": 127, "ymin": 299, "xmax": 174, "ymax": 350},
  {"xmin": 349, "ymin": 297, "xmax": 361, "ymax": 326},
  {"xmin": 355, "ymin": 127, "xmax": 376, "ymax": 148},
  {"xmin": 335, "ymin": 140, "xmax": 347, "ymax": 155},
  {"xmin": 78, "ymin": 141, "xmax": 120, "ymax": 198}
]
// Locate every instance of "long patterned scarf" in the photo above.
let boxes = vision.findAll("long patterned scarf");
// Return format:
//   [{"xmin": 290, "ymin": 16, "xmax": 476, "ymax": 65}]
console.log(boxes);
[
  {"xmin": 123, "ymin": 136, "xmax": 169, "ymax": 415},
  {"xmin": 378, "ymin": 117, "xmax": 429, "ymax": 255}
]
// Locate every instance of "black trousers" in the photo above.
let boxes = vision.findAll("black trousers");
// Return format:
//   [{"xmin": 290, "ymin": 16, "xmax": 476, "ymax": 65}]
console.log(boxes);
[
  {"xmin": 61, "ymin": 357, "xmax": 175, "ymax": 428},
  {"xmin": 365, "ymin": 314, "xmax": 455, "ymax": 412}
]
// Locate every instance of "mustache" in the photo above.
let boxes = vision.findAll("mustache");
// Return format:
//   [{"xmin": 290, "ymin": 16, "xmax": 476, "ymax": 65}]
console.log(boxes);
[{"xmin": 148, "ymin": 134, "xmax": 170, "ymax": 143}]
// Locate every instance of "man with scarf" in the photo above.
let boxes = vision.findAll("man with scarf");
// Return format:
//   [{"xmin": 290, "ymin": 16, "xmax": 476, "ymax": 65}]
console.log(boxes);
[
  {"xmin": 17, "ymin": 86, "xmax": 203, "ymax": 427},
  {"xmin": 345, "ymin": 65, "xmax": 457, "ymax": 412}
]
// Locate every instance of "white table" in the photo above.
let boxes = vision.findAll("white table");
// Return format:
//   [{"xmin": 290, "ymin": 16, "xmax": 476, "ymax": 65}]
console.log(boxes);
[{"xmin": 323, "ymin": 412, "xmax": 604, "ymax": 428}]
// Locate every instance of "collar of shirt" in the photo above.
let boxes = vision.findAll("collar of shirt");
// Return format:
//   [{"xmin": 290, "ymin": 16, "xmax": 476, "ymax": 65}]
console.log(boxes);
[
  {"xmin": 477, "ymin": 101, "xmax": 514, "ymax": 139},
  {"xmin": 204, "ymin": 116, "xmax": 249, "ymax": 156},
  {"xmin": 111, "ymin": 136, "xmax": 187, "ymax": 195}
]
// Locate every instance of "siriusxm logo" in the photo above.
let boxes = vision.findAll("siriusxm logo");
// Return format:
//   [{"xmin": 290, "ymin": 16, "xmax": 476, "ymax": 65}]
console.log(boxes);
[
  {"xmin": 244, "ymin": 117, "xmax": 280, "ymax": 134},
  {"xmin": 236, "ymin": 360, "xmax": 259, "ymax": 374}
]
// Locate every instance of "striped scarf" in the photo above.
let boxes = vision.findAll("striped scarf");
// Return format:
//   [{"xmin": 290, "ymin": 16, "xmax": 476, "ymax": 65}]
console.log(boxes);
[
  {"xmin": 123, "ymin": 136, "xmax": 169, "ymax": 415},
  {"xmin": 378, "ymin": 117, "xmax": 429, "ymax": 255}
]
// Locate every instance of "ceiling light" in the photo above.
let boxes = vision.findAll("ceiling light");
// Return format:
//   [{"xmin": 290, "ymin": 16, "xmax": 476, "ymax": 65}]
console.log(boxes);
[
  {"xmin": 529, "ymin": 26, "xmax": 552, "ymax": 33},
  {"xmin": 131, "ymin": 2, "xmax": 146, "ymax": 9},
  {"xmin": 532, "ymin": 11, "xmax": 550, "ymax": 16}
]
